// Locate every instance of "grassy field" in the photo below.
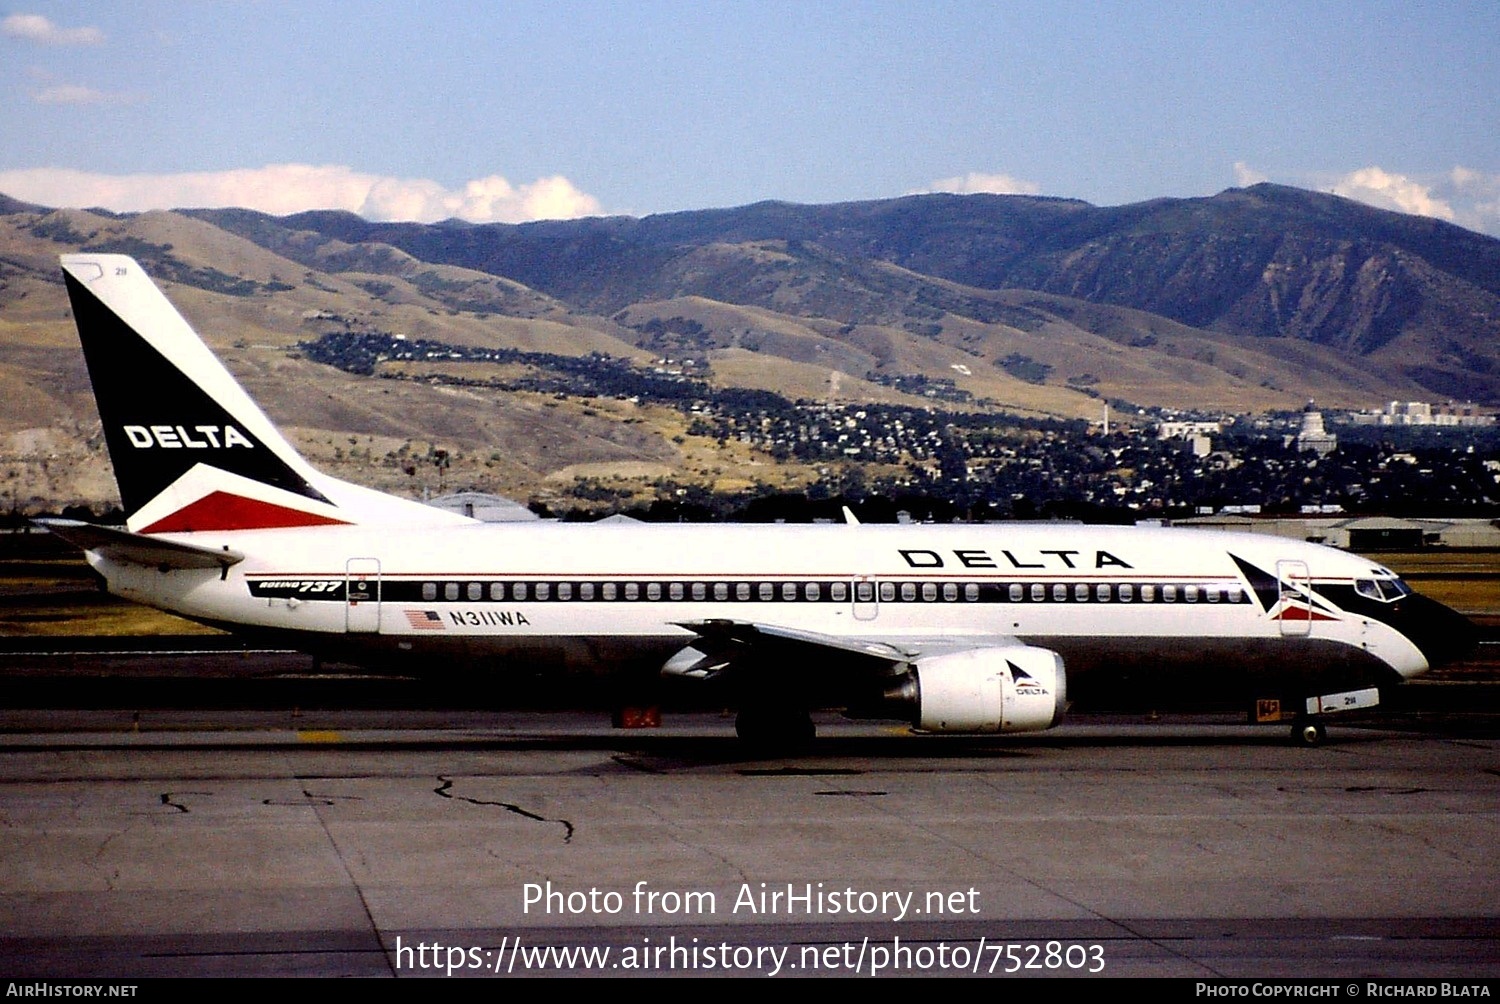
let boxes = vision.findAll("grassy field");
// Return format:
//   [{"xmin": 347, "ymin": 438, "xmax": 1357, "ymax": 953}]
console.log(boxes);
[{"xmin": 0, "ymin": 556, "xmax": 223, "ymax": 637}]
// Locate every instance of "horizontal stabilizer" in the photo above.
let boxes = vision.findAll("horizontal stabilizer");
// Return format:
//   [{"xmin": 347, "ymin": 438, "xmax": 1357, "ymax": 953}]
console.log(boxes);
[{"xmin": 35, "ymin": 518, "xmax": 244, "ymax": 571}]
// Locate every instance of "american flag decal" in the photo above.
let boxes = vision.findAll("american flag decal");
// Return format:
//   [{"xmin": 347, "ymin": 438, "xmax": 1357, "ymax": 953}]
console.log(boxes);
[{"xmin": 404, "ymin": 609, "xmax": 445, "ymax": 631}]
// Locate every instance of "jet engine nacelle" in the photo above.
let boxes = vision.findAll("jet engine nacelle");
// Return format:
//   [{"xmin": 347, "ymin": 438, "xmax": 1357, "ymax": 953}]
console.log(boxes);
[{"xmin": 910, "ymin": 646, "xmax": 1066, "ymax": 734}]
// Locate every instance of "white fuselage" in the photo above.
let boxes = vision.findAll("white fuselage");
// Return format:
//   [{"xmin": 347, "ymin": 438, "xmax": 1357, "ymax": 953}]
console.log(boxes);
[{"xmin": 92, "ymin": 521, "xmax": 1434, "ymax": 694}]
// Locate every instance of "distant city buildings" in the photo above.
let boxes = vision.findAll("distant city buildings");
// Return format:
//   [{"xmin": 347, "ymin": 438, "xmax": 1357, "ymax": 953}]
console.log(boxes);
[
  {"xmin": 1156, "ymin": 420, "xmax": 1222, "ymax": 439},
  {"xmin": 280, "ymin": 331, "xmax": 1500, "ymax": 522},
  {"xmin": 1156, "ymin": 420, "xmax": 1220, "ymax": 458},
  {"xmin": 1350, "ymin": 401, "xmax": 1497, "ymax": 427}
]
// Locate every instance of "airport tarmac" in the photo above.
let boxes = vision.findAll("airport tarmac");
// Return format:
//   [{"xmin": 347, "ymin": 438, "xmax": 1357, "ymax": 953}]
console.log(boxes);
[{"xmin": 0, "ymin": 701, "xmax": 1497, "ymax": 978}]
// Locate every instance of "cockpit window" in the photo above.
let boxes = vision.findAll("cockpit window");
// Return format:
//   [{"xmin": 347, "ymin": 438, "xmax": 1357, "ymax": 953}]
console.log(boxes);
[{"xmin": 1356, "ymin": 573, "xmax": 1412, "ymax": 602}]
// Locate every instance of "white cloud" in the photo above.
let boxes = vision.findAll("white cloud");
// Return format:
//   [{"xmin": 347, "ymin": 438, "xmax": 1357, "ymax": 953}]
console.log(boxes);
[
  {"xmin": 1235, "ymin": 162, "xmax": 1499, "ymax": 236},
  {"xmin": 1450, "ymin": 166, "xmax": 1485, "ymax": 188},
  {"xmin": 1233, "ymin": 161, "xmax": 1268, "ymax": 187},
  {"xmin": 910, "ymin": 172, "xmax": 1042, "ymax": 196},
  {"xmin": 0, "ymin": 164, "xmax": 604, "ymax": 223},
  {"xmin": 1446, "ymin": 165, "xmax": 1500, "ymax": 234},
  {"xmin": 22, "ymin": 67, "xmax": 135, "ymax": 105},
  {"xmin": 1330, "ymin": 166, "xmax": 1456, "ymax": 222},
  {"xmin": 32, "ymin": 84, "xmax": 123, "ymax": 105},
  {"xmin": 2, "ymin": 13, "xmax": 103, "ymax": 45}
]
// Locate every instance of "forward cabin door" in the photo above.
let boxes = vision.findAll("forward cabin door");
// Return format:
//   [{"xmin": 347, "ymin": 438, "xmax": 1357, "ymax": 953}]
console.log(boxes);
[
  {"xmin": 1276, "ymin": 558, "xmax": 1312, "ymax": 637},
  {"xmin": 346, "ymin": 557, "xmax": 381, "ymax": 634}
]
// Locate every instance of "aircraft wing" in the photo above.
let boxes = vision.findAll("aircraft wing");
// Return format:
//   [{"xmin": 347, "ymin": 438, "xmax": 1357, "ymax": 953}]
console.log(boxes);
[
  {"xmin": 35, "ymin": 518, "xmax": 244, "ymax": 572},
  {"xmin": 666, "ymin": 618, "xmax": 1021, "ymax": 678},
  {"xmin": 666, "ymin": 618, "xmax": 1066, "ymax": 736}
]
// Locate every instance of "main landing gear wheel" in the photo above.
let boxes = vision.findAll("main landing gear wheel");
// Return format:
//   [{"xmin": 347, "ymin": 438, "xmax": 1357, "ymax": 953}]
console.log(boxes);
[
  {"xmin": 735, "ymin": 707, "xmax": 816, "ymax": 754},
  {"xmin": 1292, "ymin": 721, "xmax": 1327, "ymax": 747}
]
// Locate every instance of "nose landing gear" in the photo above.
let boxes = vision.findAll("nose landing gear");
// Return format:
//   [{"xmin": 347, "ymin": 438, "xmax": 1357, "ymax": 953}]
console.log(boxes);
[{"xmin": 1293, "ymin": 721, "xmax": 1327, "ymax": 747}]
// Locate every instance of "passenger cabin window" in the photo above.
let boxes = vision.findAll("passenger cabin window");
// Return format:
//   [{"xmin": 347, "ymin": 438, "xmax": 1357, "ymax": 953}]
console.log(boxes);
[
  {"xmin": 759, "ymin": 583, "xmax": 774, "ymax": 601},
  {"xmin": 422, "ymin": 582, "xmax": 437, "ymax": 601},
  {"xmin": 1095, "ymin": 583, "xmax": 1111, "ymax": 602},
  {"xmin": 602, "ymin": 583, "xmax": 617, "ymax": 601},
  {"xmin": 467, "ymin": 582, "xmax": 482, "ymax": 601},
  {"xmin": 691, "ymin": 583, "xmax": 706, "ymax": 601},
  {"xmin": 1140, "ymin": 584, "xmax": 1156, "ymax": 603},
  {"xmin": 646, "ymin": 583, "xmax": 661, "ymax": 601},
  {"xmin": 901, "ymin": 583, "xmax": 917, "ymax": 602},
  {"xmin": 444, "ymin": 583, "xmax": 459, "ymax": 601},
  {"xmin": 714, "ymin": 583, "xmax": 728, "ymax": 601},
  {"xmin": 736, "ymin": 583, "xmax": 750, "ymax": 601},
  {"xmin": 1074, "ymin": 583, "xmax": 1089, "ymax": 601},
  {"xmin": 624, "ymin": 583, "xmax": 639, "ymax": 601},
  {"xmin": 1162, "ymin": 584, "xmax": 1177, "ymax": 603},
  {"xmin": 558, "ymin": 583, "xmax": 573, "ymax": 601},
  {"xmin": 1009, "ymin": 583, "xmax": 1023, "ymax": 602},
  {"xmin": 879, "ymin": 582, "xmax": 896, "ymax": 602},
  {"xmin": 806, "ymin": 583, "xmax": 822, "ymax": 601},
  {"xmin": 1030, "ymin": 583, "xmax": 1045, "ymax": 602},
  {"xmin": 515, "ymin": 583, "xmax": 528, "ymax": 601},
  {"xmin": 963, "ymin": 584, "xmax": 978, "ymax": 602},
  {"xmin": 833, "ymin": 582, "xmax": 850, "ymax": 602},
  {"xmin": 580, "ymin": 583, "xmax": 595, "ymax": 601},
  {"xmin": 669, "ymin": 583, "xmax": 684, "ymax": 601},
  {"xmin": 943, "ymin": 583, "xmax": 958, "ymax": 602},
  {"xmin": 536, "ymin": 583, "xmax": 551, "ymax": 601},
  {"xmin": 1119, "ymin": 583, "xmax": 1133, "ymax": 603}
]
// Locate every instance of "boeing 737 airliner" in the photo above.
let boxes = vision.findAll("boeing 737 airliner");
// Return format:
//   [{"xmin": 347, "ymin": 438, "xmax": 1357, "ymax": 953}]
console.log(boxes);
[{"xmin": 43, "ymin": 254, "xmax": 1476, "ymax": 747}]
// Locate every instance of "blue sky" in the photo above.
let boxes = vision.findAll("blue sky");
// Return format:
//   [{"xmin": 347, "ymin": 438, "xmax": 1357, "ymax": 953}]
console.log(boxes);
[{"xmin": 3, "ymin": 1, "xmax": 1497, "ymax": 233}]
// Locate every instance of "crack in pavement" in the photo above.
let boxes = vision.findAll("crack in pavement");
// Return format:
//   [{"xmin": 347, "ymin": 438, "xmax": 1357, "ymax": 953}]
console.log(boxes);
[
  {"xmin": 158, "ymin": 791, "xmax": 211, "ymax": 814},
  {"xmin": 434, "ymin": 776, "xmax": 574, "ymax": 844},
  {"xmin": 90, "ymin": 826, "xmax": 128, "ymax": 891},
  {"xmin": 263, "ymin": 790, "xmax": 364, "ymax": 807}
]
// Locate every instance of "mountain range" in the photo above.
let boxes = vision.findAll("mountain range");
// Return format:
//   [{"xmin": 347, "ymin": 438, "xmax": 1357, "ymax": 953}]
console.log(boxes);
[{"xmin": 1, "ymin": 183, "xmax": 1496, "ymax": 509}]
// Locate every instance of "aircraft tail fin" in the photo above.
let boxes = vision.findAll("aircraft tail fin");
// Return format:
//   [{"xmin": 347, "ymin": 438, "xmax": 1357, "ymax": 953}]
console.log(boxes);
[{"xmin": 60, "ymin": 254, "xmax": 470, "ymax": 533}]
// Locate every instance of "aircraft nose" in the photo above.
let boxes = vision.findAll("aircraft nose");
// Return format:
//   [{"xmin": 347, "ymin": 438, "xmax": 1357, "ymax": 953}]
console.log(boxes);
[{"xmin": 1401, "ymin": 593, "xmax": 1479, "ymax": 671}]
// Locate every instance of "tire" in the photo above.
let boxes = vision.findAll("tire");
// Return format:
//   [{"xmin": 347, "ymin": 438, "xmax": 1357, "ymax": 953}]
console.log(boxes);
[{"xmin": 1292, "ymin": 722, "xmax": 1327, "ymax": 747}]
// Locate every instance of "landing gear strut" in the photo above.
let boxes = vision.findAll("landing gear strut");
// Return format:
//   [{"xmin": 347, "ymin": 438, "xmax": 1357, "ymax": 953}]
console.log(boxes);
[{"xmin": 735, "ymin": 706, "xmax": 816, "ymax": 754}]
